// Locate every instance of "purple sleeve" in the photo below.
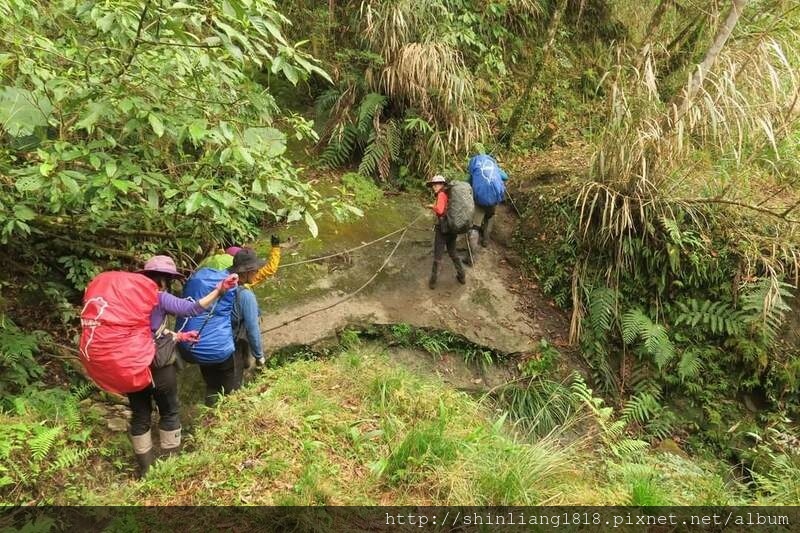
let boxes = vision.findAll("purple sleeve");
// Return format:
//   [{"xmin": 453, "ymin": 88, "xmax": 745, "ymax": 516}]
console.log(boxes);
[{"xmin": 158, "ymin": 291, "xmax": 206, "ymax": 318}]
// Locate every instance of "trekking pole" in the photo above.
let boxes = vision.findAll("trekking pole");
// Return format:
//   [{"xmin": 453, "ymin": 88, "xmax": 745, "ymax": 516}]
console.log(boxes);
[
  {"xmin": 465, "ymin": 232, "xmax": 474, "ymax": 267},
  {"xmin": 505, "ymin": 190, "xmax": 523, "ymax": 217},
  {"xmin": 195, "ymin": 298, "xmax": 219, "ymax": 338}
]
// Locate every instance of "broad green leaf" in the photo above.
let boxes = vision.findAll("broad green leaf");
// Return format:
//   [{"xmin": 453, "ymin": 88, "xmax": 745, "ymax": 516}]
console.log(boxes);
[
  {"xmin": 13, "ymin": 205, "xmax": 36, "ymax": 221},
  {"xmin": 303, "ymin": 210, "xmax": 318, "ymax": 238},
  {"xmin": 0, "ymin": 87, "xmax": 51, "ymax": 136},
  {"xmin": 148, "ymin": 114, "xmax": 165, "ymax": 137},
  {"xmin": 188, "ymin": 119, "xmax": 207, "ymax": 144},
  {"xmin": 236, "ymin": 146, "xmax": 255, "ymax": 166},
  {"xmin": 75, "ymin": 101, "xmax": 109, "ymax": 133},
  {"xmin": 243, "ymin": 127, "xmax": 286, "ymax": 157},
  {"xmin": 282, "ymin": 63, "xmax": 299, "ymax": 85},
  {"xmin": 185, "ymin": 191, "xmax": 204, "ymax": 214},
  {"xmin": 286, "ymin": 208, "xmax": 302, "ymax": 223},
  {"xmin": 15, "ymin": 175, "xmax": 44, "ymax": 192},
  {"xmin": 249, "ymin": 198, "xmax": 268, "ymax": 211},
  {"xmin": 105, "ymin": 160, "xmax": 117, "ymax": 178}
]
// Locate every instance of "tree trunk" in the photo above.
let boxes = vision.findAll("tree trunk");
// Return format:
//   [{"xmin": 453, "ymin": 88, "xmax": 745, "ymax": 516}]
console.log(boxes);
[
  {"xmin": 644, "ymin": 0, "xmax": 671, "ymax": 41},
  {"xmin": 498, "ymin": 0, "xmax": 568, "ymax": 148},
  {"xmin": 669, "ymin": 0, "xmax": 748, "ymax": 124}
]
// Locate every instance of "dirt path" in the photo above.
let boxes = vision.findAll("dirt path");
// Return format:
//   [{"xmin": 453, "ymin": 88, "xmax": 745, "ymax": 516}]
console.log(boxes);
[{"xmin": 259, "ymin": 202, "xmax": 569, "ymax": 356}]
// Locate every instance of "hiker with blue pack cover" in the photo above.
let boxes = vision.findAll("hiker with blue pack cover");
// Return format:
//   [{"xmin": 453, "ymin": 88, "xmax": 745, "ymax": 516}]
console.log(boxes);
[
  {"xmin": 467, "ymin": 154, "xmax": 508, "ymax": 249},
  {"xmin": 178, "ymin": 267, "xmax": 241, "ymax": 406}
]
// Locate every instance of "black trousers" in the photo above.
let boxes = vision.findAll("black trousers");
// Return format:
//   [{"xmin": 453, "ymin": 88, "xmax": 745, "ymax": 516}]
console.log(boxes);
[
  {"xmin": 199, "ymin": 354, "xmax": 237, "ymax": 406},
  {"xmin": 433, "ymin": 223, "xmax": 459, "ymax": 264},
  {"xmin": 128, "ymin": 364, "xmax": 180, "ymax": 436}
]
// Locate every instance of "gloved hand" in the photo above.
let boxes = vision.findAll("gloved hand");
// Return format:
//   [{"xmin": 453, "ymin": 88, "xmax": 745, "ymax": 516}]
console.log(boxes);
[
  {"xmin": 216, "ymin": 273, "xmax": 239, "ymax": 292},
  {"xmin": 175, "ymin": 330, "xmax": 200, "ymax": 344},
  {"xmin": 270, "ymin": 235, "xmax": 280, "ymax": 247}
]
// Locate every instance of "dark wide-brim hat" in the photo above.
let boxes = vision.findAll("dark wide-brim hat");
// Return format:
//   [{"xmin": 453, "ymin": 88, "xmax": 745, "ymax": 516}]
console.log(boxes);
[{"xmin": 230, "ymin": 248, "xmax": 266, "ymax": 273}]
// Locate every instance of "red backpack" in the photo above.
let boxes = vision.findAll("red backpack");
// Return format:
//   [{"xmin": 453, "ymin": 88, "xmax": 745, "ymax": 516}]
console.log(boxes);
[{"xmin": 78, "ymin": 272, "xmax": 159, "ymax": 394}]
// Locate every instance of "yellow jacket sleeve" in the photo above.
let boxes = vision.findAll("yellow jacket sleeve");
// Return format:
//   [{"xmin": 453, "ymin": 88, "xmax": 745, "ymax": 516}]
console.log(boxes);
[{"xmin": 249, "ymin": 246, "xmax": 281, "ymax": 287}]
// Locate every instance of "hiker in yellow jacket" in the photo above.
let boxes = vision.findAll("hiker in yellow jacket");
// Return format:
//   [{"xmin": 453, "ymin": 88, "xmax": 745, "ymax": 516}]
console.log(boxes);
[{"xmin": 199, "ymin": 235, "xmax": 282, "ymax": 288}]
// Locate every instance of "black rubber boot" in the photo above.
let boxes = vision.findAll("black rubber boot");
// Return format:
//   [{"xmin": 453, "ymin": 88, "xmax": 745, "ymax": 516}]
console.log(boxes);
[
  {"xmin": 429, "ymin": 261, "xmax": 440, "ymax": 289},
  {"xmin": 131, "ymin": 430, "xmax": 155, "ymax": 478},
  {"xmin": 159, "ymin": 427, "xmax": 182, "ymax": 458}
]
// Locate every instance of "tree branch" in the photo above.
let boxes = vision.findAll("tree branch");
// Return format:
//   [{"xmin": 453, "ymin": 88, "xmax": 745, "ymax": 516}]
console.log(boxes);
[
  {"xmin": 116, "ymin": 0, "xmax": 152, "ymax": 78},
  {"xmin": 678, "ymin": 197, "xmax": 800, "ymax": 223}
]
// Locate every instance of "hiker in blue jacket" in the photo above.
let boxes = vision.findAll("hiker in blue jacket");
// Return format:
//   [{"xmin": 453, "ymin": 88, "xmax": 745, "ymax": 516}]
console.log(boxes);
[
  {"xmin": 230, "ymin": 248, "xmax": 268, "ymax": 388},
  {"xmin": 466, "ymin": 154, "xmax": 508, "ymax": 261}
]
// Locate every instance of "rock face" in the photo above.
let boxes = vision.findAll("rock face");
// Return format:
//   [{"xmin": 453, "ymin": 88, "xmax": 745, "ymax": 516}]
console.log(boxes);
[
  {"xmin": 261, "ymin": 205, "xmax": 543, "ymax": 355},
  {"xmin": 107, "ymin": 417, "xmax": 128, "ymax": 432}
]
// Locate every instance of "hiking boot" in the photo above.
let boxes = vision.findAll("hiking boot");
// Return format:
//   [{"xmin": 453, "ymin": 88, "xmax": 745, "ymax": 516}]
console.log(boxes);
[
  {"xmin": 454, "ymin": 259, "xmax": 466, "ymax": 284},
  {"xmin": 159, "ymin": 427, "xmax": 182, "ymax": 458},
  {"xmin": 131, "ymin": 430, "xmax": 155, "ymax": 478},
  {"xmin": 429, "ymin": 262, "xmax": 440, "ymax": 289}
]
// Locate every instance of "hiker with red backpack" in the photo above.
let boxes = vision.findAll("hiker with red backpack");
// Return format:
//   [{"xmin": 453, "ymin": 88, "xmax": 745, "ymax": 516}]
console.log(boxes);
[
  {"xmin": 426, "ymin": 174, "xmax": 473, "ymax": 289},
  {"xmin": 79, "ymin": 255, "xmax": 237, "ymax": 477}
]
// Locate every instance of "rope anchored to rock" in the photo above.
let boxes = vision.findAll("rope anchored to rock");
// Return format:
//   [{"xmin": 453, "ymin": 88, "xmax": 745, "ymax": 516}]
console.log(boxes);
[{"xmin": 260, "ymin": 213, "xmax": 425, "ymax": 334}]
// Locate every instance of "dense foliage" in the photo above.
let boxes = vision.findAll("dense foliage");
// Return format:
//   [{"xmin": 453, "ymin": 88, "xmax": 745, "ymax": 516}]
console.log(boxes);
[
  {"xmin": 3, "ymin": 0, "xmax": 800, "ymax": 506},
  {"xmin": 0, "ymin": 0, "xmax": 337, "ymax": 306}
]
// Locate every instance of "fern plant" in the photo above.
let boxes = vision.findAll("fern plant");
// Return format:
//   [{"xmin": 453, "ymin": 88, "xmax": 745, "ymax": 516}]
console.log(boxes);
[
  {"xmin": 622, "ymin": 309, "xmax": 675, "ymax": 369},
  {"xmin": 674, "ymin": 298, "xmax": 744, "ymax": 336},
  {"xmin": 570, "ymin": 374, "xmax": 650, "ymax": 458},
  {"xmin": 740, "ymin": 278, "xmax": 793, "ymax": 344}
]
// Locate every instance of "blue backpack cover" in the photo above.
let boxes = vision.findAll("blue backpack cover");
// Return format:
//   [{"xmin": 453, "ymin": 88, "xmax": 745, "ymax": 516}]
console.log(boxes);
[
  {"xmin": 178, "ymin": 268, "xmax": 236, "ymax": 363},
  {"xmin": 468, "ymin": 155, "xmax": 507, "ymax": 207}
]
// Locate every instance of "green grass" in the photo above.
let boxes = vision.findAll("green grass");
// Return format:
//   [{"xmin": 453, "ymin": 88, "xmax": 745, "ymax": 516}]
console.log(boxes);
[
  {"xmin": 94, "ymin": 348, "xmax": 597, "ymax": 505},
  {"xmin": 35, "ymin": 344, "xmax": 777, "ymax": 506}
]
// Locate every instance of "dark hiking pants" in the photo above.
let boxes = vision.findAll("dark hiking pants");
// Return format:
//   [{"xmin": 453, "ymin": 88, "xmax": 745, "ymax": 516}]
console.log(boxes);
[
  {"xmin": 128, "ymin": 363, "xmax": 180, "ymax": 436},
  {"xmin": 433, "ymin": 223, "xmax": 459, "ymax": 266},
  {"xmin": 199, "ymin": 354, "xmax": 238, "ymax": 406}
]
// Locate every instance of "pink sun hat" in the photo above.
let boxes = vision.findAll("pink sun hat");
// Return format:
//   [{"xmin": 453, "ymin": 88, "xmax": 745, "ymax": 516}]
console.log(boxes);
[
  {"xmin": 138, "ymin": 255, "xmax": 185, "ymax": 279},
  {"xmin": 225, "ymin": 246, "xmax": 242, "ymax": 256}
]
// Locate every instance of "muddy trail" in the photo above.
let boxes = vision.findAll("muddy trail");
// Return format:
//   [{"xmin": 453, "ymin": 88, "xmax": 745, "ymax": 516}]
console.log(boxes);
[{"xmin": 254, "ymin": 192, "xmax": 571, "ymax": 359}]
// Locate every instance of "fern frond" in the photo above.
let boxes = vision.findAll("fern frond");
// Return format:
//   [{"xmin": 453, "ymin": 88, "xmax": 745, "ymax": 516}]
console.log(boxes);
[
  {"xmin": 48, "ymin": 447, "xmax": 92, "ymax": 473},
  {"xmin": 588, "ymin": 286, "xmax": 617, "ymax": 335},
  {"xmin": 741, "ymin": 278, "xmax": 793, "ymax": 343},
  {"xmin": 677, "ymin": 349, "xmax": 703, "ymax": 382},
  {"xmin": 356, "ymin": 92, "xmax": 388, "ymax": 134},
  {"xmin": 621, "ymin": 392, "xmax": 660, "ymax": 426},
  {"xmin": 675, "ymin": 298, "xmax": 744, "ymax": 336},
  {"xmin": 358, "ymin": 133, "xmax": 386, "ymax": 177},
  {"xmin": 29, "ymin": 426, "xmax": 62, "ymax": 463},
  {"xmin": 622, "ymin": 309, "xmax": 650, "ymax": 345},
  {"xmin": 315, "ymin": 88, "xmax": 342, "ymax": 115},
  {"xmin": 319, "ymin": 124, "xmax": 360, "ymax": 168},
  {"xmin": 613, "ymin": 438, "xmax": 650, "ymax": 458},
  {"xmin": 660, "ymin": 216, "xmax": 682, "ymax": 243}
]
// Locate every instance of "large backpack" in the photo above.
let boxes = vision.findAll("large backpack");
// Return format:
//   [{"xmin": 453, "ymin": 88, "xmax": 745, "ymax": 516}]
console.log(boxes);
[
  {"xmin": 468, "ymin": 154, "xmax": 506, "ymax": 207},
  {"xmin": 445, "ymin": 180, "xmax": 475, "ymax": 234},
  {"xmin": 79, "ymin": 272, "xmax": 159, "ymax": 394},
  {"xmin": 178, "ymin": 268, "xmax": 236, "ymax": 364}
]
